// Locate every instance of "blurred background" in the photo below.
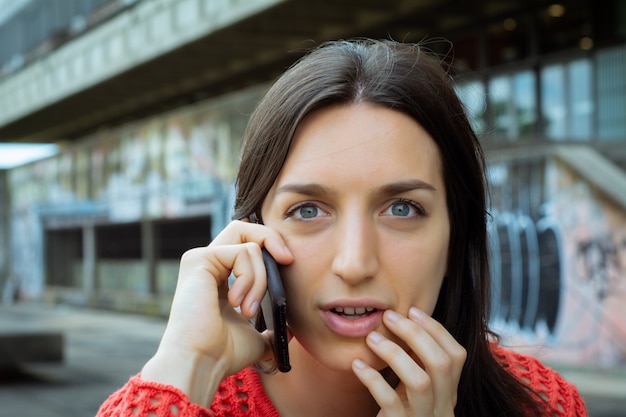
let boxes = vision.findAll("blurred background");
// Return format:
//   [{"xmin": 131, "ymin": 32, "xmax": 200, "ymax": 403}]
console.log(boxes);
[{"xmin": 0, "ymin": 0, "xmax": 624, "ymax": 415}]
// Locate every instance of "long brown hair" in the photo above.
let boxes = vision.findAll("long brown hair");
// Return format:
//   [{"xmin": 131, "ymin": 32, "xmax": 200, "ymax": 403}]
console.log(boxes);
[{"xmin": 234, "ymin": 39, "xmax": 547, "ymax": 416}]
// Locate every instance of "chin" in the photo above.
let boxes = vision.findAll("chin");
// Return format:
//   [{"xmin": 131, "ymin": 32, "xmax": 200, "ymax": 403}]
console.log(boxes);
[
  {"xmin": 333, "ymin": 350, "xmax": 388, "ymax": 373},
  {"xmin": 302, "ymin": 337, "xmax": 388, "ymax": 372}
]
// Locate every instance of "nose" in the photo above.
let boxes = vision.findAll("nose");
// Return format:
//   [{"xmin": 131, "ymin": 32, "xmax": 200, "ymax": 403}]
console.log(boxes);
[{"xmin": 331, "ymin": 213, "xmax": 379, "ymax": 284}]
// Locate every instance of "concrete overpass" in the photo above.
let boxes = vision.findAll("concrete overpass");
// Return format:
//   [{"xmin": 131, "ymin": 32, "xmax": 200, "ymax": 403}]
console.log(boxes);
[{"xmin": 0, "ymin": 0, "xmax": 538, "ymax": 142}]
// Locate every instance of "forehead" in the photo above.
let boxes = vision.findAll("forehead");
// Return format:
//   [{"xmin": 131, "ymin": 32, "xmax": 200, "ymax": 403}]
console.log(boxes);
[{"xmin": 275, "ymin": 103, "xmax": 443, "ymax": 188}]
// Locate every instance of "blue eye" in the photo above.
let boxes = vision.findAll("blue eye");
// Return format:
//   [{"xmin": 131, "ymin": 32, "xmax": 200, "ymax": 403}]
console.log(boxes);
[
  {"xmin": 382, "ymin": 199, "xmax": 424, "ymax": 218},
  {"xmin": 286, "ymin": 203, "xmax": 325, "ymax": 220},
  {"xmin": 297, "ymin": 205, "xmax": 319, "ymax": 219},
  {"xmin": 391, "ymin": 202, "xmax": 413, "ymax": 216}
]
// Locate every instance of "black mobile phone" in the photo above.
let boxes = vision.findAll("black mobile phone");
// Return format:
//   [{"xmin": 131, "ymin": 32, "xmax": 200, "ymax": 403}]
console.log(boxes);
[{"xmin": 260, "ymin": 248, "xmax": 291, "ymax": 372}]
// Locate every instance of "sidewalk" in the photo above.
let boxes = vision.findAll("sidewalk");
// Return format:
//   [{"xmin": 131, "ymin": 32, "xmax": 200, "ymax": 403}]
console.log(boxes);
[
  {"xmin": 0, "ymin": 302, "xmax": 166, "ymax": 417},
  {"xmin": 1, "ymin": 302, "xmax": 625, "ymax": 417}
]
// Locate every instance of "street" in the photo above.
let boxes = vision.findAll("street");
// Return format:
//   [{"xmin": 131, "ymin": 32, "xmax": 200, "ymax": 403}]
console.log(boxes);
[
  {"xmin": 0, "ymin": 302, "xmax": 624, "ymax": 416},
  {"xmin": 0, "ymin": 303, "xmax": 165, "ymax": 416}
]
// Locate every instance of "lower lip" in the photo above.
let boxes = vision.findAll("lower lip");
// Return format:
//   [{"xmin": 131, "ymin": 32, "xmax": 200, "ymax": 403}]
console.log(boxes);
[{"xmin": 320, "ymin": 309, "xmax": 384, "ymax": 337}]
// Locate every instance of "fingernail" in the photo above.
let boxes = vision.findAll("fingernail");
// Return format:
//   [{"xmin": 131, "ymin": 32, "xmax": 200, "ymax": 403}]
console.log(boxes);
[
  {"xmin": 353, "ymin": 359, "xmax": 366, "ymax": 370},
  {"xmin": 368, "ymin": 331, "xmax": 384, "ymax": 344},
  {"xmin": 385, "ymin": 309, "xmax": 401, "ymax": 322},
  {"xmin": 409, "ymin": 307, "xmax": 426, "ymax": 321}
]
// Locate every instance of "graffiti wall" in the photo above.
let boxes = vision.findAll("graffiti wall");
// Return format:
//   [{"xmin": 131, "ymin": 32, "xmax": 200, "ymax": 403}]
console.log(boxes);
[
  {"xmin": 3, "ymin": 81, "xmax": 625, "ymax": 367},
  {"xmin": 6, "ymin": 86, "xmax": 263, "ymax": 300},
  {"xmin": 489, "ymin": 158, "xmax": 626, "ymax": 367}
]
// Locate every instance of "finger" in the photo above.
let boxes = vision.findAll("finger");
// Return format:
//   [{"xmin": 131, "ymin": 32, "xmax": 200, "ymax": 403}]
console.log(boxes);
[
  {"xmin": 384, "ymin": 309, "xmax": 465, "ymax": 379},
  {"xmin": 352, "ymin": 358, "xmax": 408, "ymax": 416},
  {"xmin": 382, "ymin": 309, "xmax": 466, "ymax": 412},
  {"xmin": 234, "ymin": 243, "xmax": 267, "ymax": 317},
  {"xmin": 365, "ymin": 330, "xmax": 434, "ymax": 414},
  {"xmin": 184, "ymin": 243, "xmax": 264, "ymax": 318},
  {"xmin": 223, "ymin": 243, "xmax": 266, "ymax": 317},
  {"xmin": 406, "ymin": 308, "xmax": 467, "ymax": 384},
  {"xmin": 209, "ymin": 220, "xmax": 293, "ymax": 265},
  {"xmin": 178, "ymin": 240, "xmax": 268, "ymax": 318}
]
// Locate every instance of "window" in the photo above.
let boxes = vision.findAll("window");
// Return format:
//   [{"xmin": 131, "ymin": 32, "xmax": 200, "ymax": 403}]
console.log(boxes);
[
  {"xmin": 541, "ymin": 59, "xmax": 593, "ymax": 140},
  {"xmin": 488, "ymin": 71, "xmax": 537, "ymax": 139},
  {"xmin": 541, "ymin": 65, "xmax": 567, "ymax": 139},
  {"xmin": 96, "ymin": 223, "xmax": 141, "ymax": 259},
  {"xmin": 568, "ymin": 59, "xmax": 593, "ymax": 139},
  {"xmin": 455, "ymin": 80, "xmax": 487, "ymax": 135},
  {"xmin": 597, "ymin": 46, "xmax": 626, "ymax": 141},
  {"xmin": 46, "ymin": 228, "xmax": 83, "ymax": 288},
  {"xmin": 156, "ymin": 216, "xmax": 212, "ymax": 260}
]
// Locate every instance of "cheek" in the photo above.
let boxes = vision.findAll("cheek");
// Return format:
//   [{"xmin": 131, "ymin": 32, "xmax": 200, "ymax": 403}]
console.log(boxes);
[
  {"xmin": 279, "ymin": 237, "xmax": 336, "ymax": 335},
  {"xmin": 280, "ymin": 253, "xmax": 321, "ymax": 319},
  {"xmin": 393, "ymin": 272, "xmax": 444, "ymax": 316},
  {"xmin": 280, "ymin": 235, "xmax": 329, "ymax": 290},
  {"xmin": 388, "ymin": 237, "xmax": 449, "ymax": 313},
  {"xmin": 281, "ymin": 264, "xmax": 303, "ymax": 304}
]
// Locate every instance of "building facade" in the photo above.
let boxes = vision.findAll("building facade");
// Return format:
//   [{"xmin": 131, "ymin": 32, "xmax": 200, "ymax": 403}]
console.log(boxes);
[{"xmin": 1, "ymin": 0, "xmax": 625, "ymax": 367}]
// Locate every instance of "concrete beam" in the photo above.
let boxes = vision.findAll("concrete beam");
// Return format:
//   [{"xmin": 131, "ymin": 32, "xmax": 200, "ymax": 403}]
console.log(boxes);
[
  {"xmin": 0, "ymin": 0, "xmax": 284, "ymax": 140},
  {"xmin": 0, "ymin": 333, "xmax": 64, "ymax": 366}
]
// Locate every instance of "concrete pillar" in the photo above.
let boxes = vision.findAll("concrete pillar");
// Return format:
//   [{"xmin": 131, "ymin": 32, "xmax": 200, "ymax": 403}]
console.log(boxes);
[
  {"xmin": 141, "ymin": 220, "xmax": 157, "ymax": 294},
  {"xmin": 0, "ymin": 170, "xmax": 9, "ymax": 299},
  {"xmin": 82, "ymin": 223, "xmax": 96, "ymax": 295}
]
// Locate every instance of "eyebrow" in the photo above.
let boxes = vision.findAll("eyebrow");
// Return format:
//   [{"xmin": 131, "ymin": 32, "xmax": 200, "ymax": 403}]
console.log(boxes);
[
  {"xmin": 377, "ymin": 180, "xmax": 437, "ymax": 196},
  {"xmin": 275, "ymin": 183, "xmax": 337, "ymax": 198},
  {"xmin": 275, "ymin": 179, "xmax": 437, "ymax": 198}
]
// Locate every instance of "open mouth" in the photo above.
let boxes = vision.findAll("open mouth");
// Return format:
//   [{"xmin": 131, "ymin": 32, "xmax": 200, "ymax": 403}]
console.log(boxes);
[
  {"xmin": 331, "ymin": 306, "xmax": 378, "ymax": 320},
  {"xmin": 322, "ymin": 305, "xmax": 384, "ymax": 337}
]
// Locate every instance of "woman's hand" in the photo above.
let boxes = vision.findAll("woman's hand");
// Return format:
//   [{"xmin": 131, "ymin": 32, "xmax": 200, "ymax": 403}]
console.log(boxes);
[
  {"xmin": 141, "ymin": 220, "xmax": 293, "ymax": 406},
  {"xmin": 351, "ymin": 307, "xmax": 466, "ymax": 417}
]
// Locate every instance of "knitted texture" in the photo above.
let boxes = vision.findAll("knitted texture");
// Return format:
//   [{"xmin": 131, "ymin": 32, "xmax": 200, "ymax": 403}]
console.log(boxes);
[
  {"xmin": 211, "ymin": 368, "xmax": 280, "ymax": 417},
  {"xmin": 96, "ymin": 346, "xmax": 587, "ymax": 417},
  {"xmin": 97, "ymin": 376, "xmax": 214, "ymax": 417},
  {"xmin": 492, "ymin": 345, "xmax": 588, "ymax": 416}
]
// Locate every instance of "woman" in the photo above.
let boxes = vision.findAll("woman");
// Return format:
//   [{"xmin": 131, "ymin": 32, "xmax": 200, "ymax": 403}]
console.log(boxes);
[{"xmin": 97, "ymin": 39, "xmax": 586, "ymax": 417}]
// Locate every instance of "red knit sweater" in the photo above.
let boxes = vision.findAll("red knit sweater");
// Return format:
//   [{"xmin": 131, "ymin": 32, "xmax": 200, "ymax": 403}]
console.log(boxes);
[{"xmin": 96, "ymin": 345, "xmax": 587, "ymax": 417}]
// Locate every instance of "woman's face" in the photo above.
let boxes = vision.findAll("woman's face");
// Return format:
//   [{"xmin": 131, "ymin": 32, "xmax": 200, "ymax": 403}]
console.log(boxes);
[{"xmin": 261, "ymin": 103, "xmax": 450, "ymax": 371}]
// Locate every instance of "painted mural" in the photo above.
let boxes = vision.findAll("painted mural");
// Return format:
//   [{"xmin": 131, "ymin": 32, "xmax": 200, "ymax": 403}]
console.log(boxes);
[{"xmin": 489, "ymin": 159, "xmax": 626, "ymax": 367}]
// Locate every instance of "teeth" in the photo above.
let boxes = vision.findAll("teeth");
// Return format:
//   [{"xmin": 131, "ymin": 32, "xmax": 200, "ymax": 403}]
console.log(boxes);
[{"xmin": 333, "ymin": 307, "xmax": 376, "ymax": 315}]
